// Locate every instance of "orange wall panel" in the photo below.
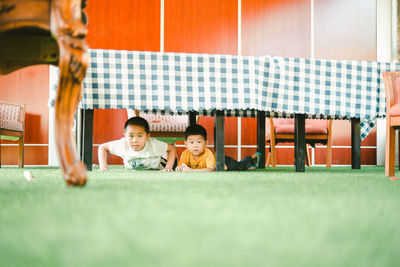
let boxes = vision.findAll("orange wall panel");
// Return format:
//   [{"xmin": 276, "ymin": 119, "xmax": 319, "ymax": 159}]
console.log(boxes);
[
  {"xmin": 242, "ymin": 0, "xmax": 311, "ymax": 57},
  {"xmin": 1, "ymin": 146, "xmax": 48, "ymax": 165},
  {"xmin": 313, "ymin": 0, "xmax": 377, "ymax": 165},
  {"xmin": 92, "ymin": 146, "xmax": 123, "ymax": 165},
  {"xmin": 85, "ymin": 0, "xmax": 161, "ymax": 162},
  {"xmin": 0, "ymin": 65, "xmax": 49, "ymax": 165},
  {"xmin": 0, "ymin": 65, "xmax": 49, "ymax": 144},
  {"xmin": 164, "ymin": 0, "xmax": 239, "ymax": 160},
  {"xmin": 164, "ymin": 0, "xmax": 238, "ymax": 54},
  {"xmin": 361, "ymin": 128, "xmax": 376, "ymax": 147},
  {"xmin": 86, "ymin": 0, "xmax": 160, "ymax": 51},
  {"xmin": 361, "ymin": 148, "xmax": 377, "ymax": 165},
  {"xmin": 241, "ymin": 0, "xmax": 312, "ymax": 165},
  {"xmin": 241, "ymin": 118, "xmax": 257, "ymax": 145},
  {"xmin": 242, "ymin": 0, "xmax": 377, "ymax": 165},
  {"xmin": 93, "ymin": 109, "xmax": 127, "ymax": 144},
  {"xmin": 1, "ymin": 0, "xmax": 380, "ymax": 166},
  {"xmin": 331, "ymin": 120, "xmax": 351, "ymax": 146}
]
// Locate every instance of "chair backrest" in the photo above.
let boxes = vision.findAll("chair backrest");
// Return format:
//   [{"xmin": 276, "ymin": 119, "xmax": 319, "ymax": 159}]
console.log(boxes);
[
  {"xmin": 138, "ymin": 113, "xmax": 189, "ymax": 132},
  {"xmin": 383, "ymin": 71, "xmax": 400, "ymax": 110},
  {"xmin": 305, "ymin": 119, "xmax": 329, "ymax": 134},
  {"xmin": 126, "ymin": 109, "xmax": 190, "ymax": 133},
  {"xmin": 268, "ymin": 118, "xmax": 328, "ymax": 135},
  {"xmin": 273, "ymin": 118, "xmax": 294, "ymax": 127},
  {"xmin": 0, "ymin": 101, "xmax": 25, "ymax": 132}
]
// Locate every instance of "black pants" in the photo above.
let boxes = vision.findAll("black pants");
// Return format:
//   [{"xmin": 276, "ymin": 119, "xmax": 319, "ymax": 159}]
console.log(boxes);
[
  {"xmin": 160, "ymin": 157, "xmax": 178, "ymax": 170},
  {"xmin": 225, "ymin": 156, "xmax": 254, "ymax": 171}
]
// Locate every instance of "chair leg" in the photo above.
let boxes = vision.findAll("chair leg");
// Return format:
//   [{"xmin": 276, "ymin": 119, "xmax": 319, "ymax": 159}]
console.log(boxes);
[
  {"xmin": 271, "ymin": 141, "xmax": 277, "ymax": 168},
  {"xmin": 385, "ymin": 124, "xmax": 396, "ymax": 177},
  {"xmin": 398, "ymin": 132, "xmax": 400, "ymax": 170},
  {"xmin": 326, "ymin": 139, "xmax": 332, "ymax": 169},
  {"xmin": 266, "ymin": 151, "xmax": 271, "ymax": 167},
  {"xmin": 18, "ymin": 137, "xmax": 24, "ymax": 168},
  {"xmin": 0, "ymin": 139, "xmax": 2, "ymax": 168}
]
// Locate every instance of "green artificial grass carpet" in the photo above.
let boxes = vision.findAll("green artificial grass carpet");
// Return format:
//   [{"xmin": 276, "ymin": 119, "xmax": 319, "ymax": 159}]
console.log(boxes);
[{"xmin": 0, "ymin": 166, "xmax": 399, "ymax": 267}]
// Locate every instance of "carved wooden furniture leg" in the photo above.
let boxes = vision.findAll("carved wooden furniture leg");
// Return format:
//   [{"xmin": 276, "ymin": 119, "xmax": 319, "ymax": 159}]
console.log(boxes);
[{"xmin": 51, "ymin": 0, "xmax": 88, "ymax": 186}]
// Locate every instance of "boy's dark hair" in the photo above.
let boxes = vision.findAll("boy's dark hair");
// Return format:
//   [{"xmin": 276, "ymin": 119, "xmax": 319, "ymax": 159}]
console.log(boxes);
[
  {"xmin": 124, "ymin": 116, "xmax": 149, "ymax": 133},
  {"xmin": 185, "ymin": 124, "xmax": 207, "ymax": 141}
]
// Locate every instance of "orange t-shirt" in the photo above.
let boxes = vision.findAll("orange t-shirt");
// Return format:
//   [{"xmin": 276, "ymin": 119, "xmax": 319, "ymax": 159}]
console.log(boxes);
[{"xmin": 178, "ymin": 148, "xmax": 216, "ymax": 169}]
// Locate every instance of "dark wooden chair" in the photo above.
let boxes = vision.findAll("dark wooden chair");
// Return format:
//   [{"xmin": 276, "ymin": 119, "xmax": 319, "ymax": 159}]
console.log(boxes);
[
  {"xmin": 266, "ymin": 118, "xmax": 333, "ymax": 168},
  {"xmin": 0, "ymin": 0, "xmax": 88, "ymax": 186},
  {"xmin": 0, "ymin": 101, "xmax": 25, "ymax": 167}
]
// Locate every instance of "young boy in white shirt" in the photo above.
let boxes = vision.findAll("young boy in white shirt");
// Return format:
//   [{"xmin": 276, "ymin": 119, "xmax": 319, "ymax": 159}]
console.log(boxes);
[{"xmin": 98, "ymin": 116, "xmax": 177, "ymax": 171}]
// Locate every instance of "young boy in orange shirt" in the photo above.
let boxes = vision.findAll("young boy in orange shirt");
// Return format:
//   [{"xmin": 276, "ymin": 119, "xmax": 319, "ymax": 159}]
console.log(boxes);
[{"xmin": 176, "ymin": 124, "xmax": 260, "ymax": 172}]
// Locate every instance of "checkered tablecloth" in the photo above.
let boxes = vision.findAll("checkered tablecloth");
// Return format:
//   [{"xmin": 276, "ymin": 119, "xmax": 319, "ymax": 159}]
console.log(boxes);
[{"xmin": 79, "ymin": 49, "xmax": 400, "ymax": 140}]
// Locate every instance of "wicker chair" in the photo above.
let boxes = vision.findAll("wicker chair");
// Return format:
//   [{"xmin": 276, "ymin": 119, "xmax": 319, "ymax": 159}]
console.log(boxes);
[{"xmin": 0, "ymin": 101, "xmax": 26, "ymax": 167}]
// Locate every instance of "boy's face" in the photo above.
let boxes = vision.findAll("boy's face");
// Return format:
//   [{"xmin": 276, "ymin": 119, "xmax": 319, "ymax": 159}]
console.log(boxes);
[
  {"xmin": 185, "ymin": 135, "xmax": 207, "ymax": 157},
  {"xmin": 124, "ymin": 125, "xmax": 150, "ymax": 151}
]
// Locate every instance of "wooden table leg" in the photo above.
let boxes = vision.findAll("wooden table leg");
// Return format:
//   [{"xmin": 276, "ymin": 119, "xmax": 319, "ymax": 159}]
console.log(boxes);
[
  {"xmin": 294, "ymin": 114, "xmax": 306, "ymax": 172},
  {"xmin": 215, "ymin": 111, "xmax": 225, "ymax": 171},
  {"xmin": 351, "ymin": 118, "xmax": 361, "ymax": 169},
  {"xmin": 51, "ymin": 0, "xmax": 88, "ymax": 186},
  {"xmin": 257, "ymin": 111, "xmax": 266, "ymax": 169}
]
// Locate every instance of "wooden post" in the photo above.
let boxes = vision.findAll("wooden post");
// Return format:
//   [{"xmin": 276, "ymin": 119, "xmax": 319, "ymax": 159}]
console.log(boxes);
[
  {"xmin": 351, "ymin": 118, "xmax": 361, "ymax": 169},
  {"xmin": 294, "ymin": 114, "xmax": 306, "ymax": 172},
  {"xmin": 215, "ymin": 111, "xmax": 225, "ymax": 171},
  {"xmin": 80, "ymin": 109, "xmax": 94, "ymax": 171},
  {"xmin": 257, "ymin": 111, "xmax": 266, "ymax": 169}
]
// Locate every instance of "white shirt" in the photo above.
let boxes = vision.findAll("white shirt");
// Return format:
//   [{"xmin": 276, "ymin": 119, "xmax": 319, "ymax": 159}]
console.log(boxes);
[{"xmin": 107, "ymin": 138, "xmax": 168, "ymax": 170}]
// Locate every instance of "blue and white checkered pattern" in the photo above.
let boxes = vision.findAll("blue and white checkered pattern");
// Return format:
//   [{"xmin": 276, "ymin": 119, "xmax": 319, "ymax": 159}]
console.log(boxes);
[{"xmin": 80, "ymin": 49, "xmax": 400, "ymax": 140}]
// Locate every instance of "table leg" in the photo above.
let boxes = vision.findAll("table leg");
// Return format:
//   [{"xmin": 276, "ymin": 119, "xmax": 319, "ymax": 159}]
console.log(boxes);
[
  {"xmin": 80, "ymin": 109, "xmax": 94, "ymax": 171},
  {"xmin": 51, "ymin": 0, "xmax": 88, "ymax": 186},
  {"xmin": 215, "ymin": 111, "xmax": 225, "ymax": 171},
  {"xmin": 351, "ymin": 118, "xmax": 361, "ymax": 169},
  {"xmin": 257, "ymin": 111, "xmax": 266, "ymax": 169},
  {"xmin": 294, "ymin": 114, "xmax": 306, "ymax": 172},
  {"xmin": 189, "ymin": 111, "xmax": 197, "ymax": 126}
]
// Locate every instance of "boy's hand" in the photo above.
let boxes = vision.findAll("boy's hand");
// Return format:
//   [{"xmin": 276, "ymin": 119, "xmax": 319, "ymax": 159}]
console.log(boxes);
[
  {"xmin": 175, "ymin": 164, "xmax": 185, "ymax": 172},
  {"xmin": 176, "ymin": 164, "xmax": 192, "ymax": 172},
  {"xmin": 99, "ymin": 165, "xmax": 109, "ymax": 171}
]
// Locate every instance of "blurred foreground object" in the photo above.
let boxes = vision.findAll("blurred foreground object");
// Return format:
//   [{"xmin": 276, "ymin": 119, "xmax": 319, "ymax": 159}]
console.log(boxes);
[{"xmin": 0, "ymin": 0, "xmax": 88, "ymax": 186}]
